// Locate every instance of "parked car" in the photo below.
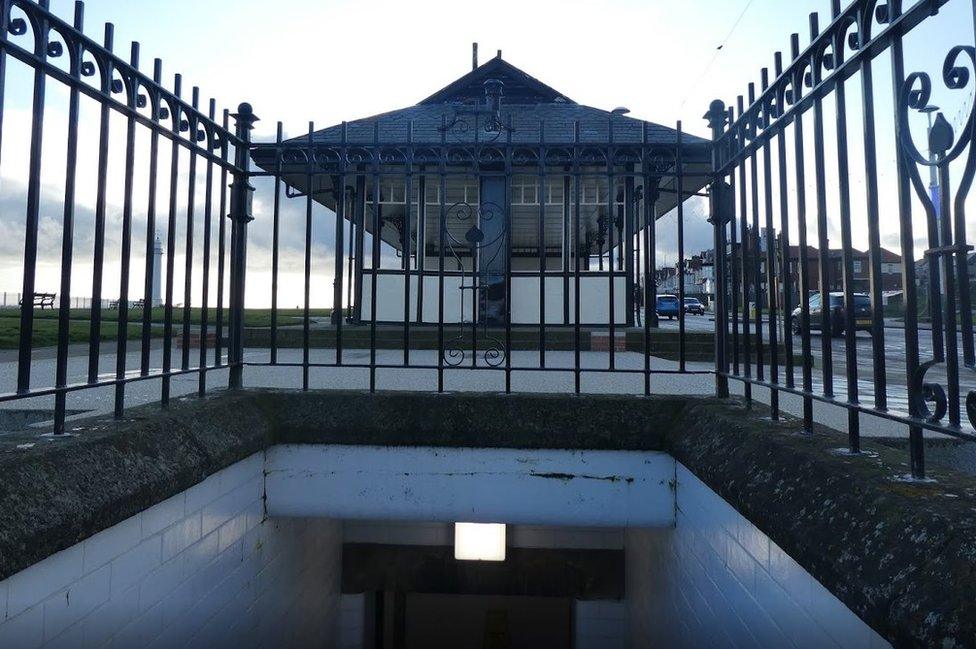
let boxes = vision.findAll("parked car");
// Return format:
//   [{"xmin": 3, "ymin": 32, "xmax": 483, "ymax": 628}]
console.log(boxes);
[
  {"xmin": 683, "ymin": 297, "xmax": 706, "ymax": 315},
  {"xmin": 656, "ymin": 294, "xmax": 681, "ymax": 320},
  {"xmin": 790, "ymin": 292, "xmax": 873, "ymax": 337}
]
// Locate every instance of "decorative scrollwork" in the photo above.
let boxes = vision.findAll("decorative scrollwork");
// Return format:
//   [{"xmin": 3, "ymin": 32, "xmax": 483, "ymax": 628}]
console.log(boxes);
[
  {"xmin": 442, "ymin": 199, "xmax": 509, "ymax": 368},
  {"xmin": 899, "ymin": 46, "xmax": 976, "ymax": 169},
  {"xmin": 612, "ymin": 146, "xmax": 641, "ymax": 166},
  {"xmin": 413, "ymin": 146, "xmax": 439, "ymax": 165},
  {"xmin": 312, "ymin": 147, "xmax": 342, "ymax": 172},
  {"xmin": 477, "ymin": 146, "xmax": 505, "ymax": 166},
  {"xmin": 2, "ymin": 0, "xmax": 234, "ymax": 168},
  {"xmin": 378, "ymin": 147, "xmax": 406, "ymax": 165},
  {"xmin": 447, "ymin": 147, "xmax": 476, "ymax": 166},
  {"xmin": 439, "ymin": 112, "xmax": 512, "ymax": 145},
  {"xmin": 280, "ymin": 148, "xmax": 309, "ymax": 166},
  {"xmin": 345, "ymin": 147, "xmax": 374, "ymax": 165},
  {"xmin": 545, "ymin": 147, "xmax": 573, "ymax": 166},
  {"xmin": 8, "ymin": 16, "xmax": 27, "ymax": 36},
  {"xmin": 578, "ymin": 147, "xmax": 607, "ymax": 166},
  {"xmin": 511, "ymin": 147, "xmax": 538, "ymax": 166},
  {"xmin": 645, "ymin": 147, "xmax": 676, "ymax": 174},
  {"xmin": 900, "ymin": 44, "xmax": 976, "ymax": 432}
]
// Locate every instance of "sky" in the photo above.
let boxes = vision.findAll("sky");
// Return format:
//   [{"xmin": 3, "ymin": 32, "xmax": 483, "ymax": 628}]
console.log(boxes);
[{"xmin": 0, "ymin": 0, "xmax": 974, "ymax": 308}]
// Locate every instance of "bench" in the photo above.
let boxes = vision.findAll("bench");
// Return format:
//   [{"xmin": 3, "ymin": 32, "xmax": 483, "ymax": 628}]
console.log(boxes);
[{"xmin": 20, "ymin": 292, "xmax": 55, "ymax": 309}]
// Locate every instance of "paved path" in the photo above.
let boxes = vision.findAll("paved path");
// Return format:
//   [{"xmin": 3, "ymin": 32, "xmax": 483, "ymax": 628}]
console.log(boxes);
[
  {"xmin": 3, "ymin": 314, "xmax": 974, "ymax": 451},
  {"xmin": 657, "ymin": 315, "xmax": 976, "ymax": 426},
  {"xmin": 0, "ymin": 341, "xmax": 932, "ymax": 439}
]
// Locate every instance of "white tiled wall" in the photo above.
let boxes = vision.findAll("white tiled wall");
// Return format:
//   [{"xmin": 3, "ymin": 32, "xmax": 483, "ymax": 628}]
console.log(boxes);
[
  {"xmin": 625, "ymin": 463, "xmax": 890, "ymax": 649},
  {"xmin": 336, "ymin": 593, "xmax": 365, "ymax": 649},
  {"xmin": 0, "ymin": 453, "xmax": 342, "ymax": 649},
  {"xmin": 574, "ymin": 600, "xmax": 628, "ymax": 649}
]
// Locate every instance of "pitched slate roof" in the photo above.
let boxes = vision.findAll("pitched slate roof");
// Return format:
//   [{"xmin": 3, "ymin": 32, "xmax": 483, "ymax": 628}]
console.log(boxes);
[
  {"xmin": 419, "ymin": 56, "xmax": 572, "ymax": 105},
  {"xmin": 274, "ymin": 56, "xmax": 707, "ymax": 148}
]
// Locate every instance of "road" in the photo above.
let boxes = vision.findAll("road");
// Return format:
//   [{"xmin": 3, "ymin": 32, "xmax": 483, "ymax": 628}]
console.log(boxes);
[{"xmin": 657, "ymin": 313, "xmax": 976, "ymax": 428}]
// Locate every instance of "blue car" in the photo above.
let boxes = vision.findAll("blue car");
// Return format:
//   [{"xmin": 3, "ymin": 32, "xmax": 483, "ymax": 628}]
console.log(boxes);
[{"xmin": 656, "ymin": 294, "xmax": 681, "ymax": 320}]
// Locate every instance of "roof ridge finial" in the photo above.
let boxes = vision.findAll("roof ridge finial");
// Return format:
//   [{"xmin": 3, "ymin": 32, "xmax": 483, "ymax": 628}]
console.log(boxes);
[{"xmin": 472, "ymin": 42, "xmax": 478, "ymax": 71}]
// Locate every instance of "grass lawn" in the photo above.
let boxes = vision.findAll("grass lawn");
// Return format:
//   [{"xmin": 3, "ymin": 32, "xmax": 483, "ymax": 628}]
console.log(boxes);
[
  {"xmin": 0, "ymin": 316, "xmax": 161, "ymax": 349},
  {"xmin": 6, "ymin": 307, "xmax": 334, "ymax": 328},
  {"xmin": 0, "ymin": 307, "xmax": 339, "ymax": 349}
]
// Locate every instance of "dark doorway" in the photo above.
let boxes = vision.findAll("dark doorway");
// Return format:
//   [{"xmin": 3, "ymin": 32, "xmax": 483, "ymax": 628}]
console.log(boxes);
[
  {"xmin": 478, "ymin": 176, "xmax": 508, "ymax": 326},
  {"xmin": 405, "ymin": 593, "xmax": 571, "ymax": 649}
]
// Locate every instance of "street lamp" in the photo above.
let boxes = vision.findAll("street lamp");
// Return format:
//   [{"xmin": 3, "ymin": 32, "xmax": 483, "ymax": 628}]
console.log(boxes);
[
  {"xmin": 920, "ymin": 104, "xmax": 943, "ymax": 322},
  {"xmin": 921, "ymin": 104, "xmax": 941, "ymax": 214}
]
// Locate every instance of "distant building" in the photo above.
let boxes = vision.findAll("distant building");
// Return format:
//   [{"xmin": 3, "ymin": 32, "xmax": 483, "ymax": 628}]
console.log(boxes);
[
  {"xmin": 655, "ymin": 252, "xmax": 715, "ymax": 304},
  {"xmin": 725, "ymin": 231, "xmax": 903, "ymax": 308},
  {"xmin": 915, "ymin": 252, "xmax": 976, "ymax": 289}
]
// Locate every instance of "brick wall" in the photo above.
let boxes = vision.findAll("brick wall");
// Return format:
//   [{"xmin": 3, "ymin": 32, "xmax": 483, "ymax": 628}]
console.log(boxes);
[
  {"xmin": 626, "ymin": 463, "xmax": 889, "ymax": 649},
  {"xmin": 0, "ymin": 453, "xmax": 342, "ymax": 649}
]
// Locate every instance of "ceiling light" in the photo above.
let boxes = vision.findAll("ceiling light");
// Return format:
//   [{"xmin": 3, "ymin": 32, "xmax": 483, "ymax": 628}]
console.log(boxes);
[{"xmin": 454, "ymin": 522, "xmax": 506, "ymax": 561}]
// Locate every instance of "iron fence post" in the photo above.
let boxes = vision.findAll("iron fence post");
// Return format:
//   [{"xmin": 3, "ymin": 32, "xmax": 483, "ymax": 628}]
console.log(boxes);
[
  {"xmin": 706, "ymin": 99, "xmax": 730, "ymax": 399},
  {"xmin": 228, "ymin": 103, "xmax": 257, "ymax": 390}
]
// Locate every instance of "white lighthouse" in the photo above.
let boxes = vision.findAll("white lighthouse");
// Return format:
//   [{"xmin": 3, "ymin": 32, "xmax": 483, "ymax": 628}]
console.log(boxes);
[{"xmin": 151, "ymin": 233, "xmax": 163, "ymax": 307}]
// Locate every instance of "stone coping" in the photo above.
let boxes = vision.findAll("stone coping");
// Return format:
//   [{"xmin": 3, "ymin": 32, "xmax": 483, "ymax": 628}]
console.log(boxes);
[{"xmin": 2, "ymin": 389, "xmax": 975, "ymax": 646}]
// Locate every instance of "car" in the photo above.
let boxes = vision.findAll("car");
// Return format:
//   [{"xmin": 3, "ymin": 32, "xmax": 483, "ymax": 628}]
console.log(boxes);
[
  {"xmin": 683, "ymin": 297, "xmax": 706, "ymax": 315},
  {"xmin": 656, "ymin": 294, "xmax": 681, "ymax": 320},
  {"xmin": 790, "ymin": 292, "xmax": 873, "ymax": 337}
]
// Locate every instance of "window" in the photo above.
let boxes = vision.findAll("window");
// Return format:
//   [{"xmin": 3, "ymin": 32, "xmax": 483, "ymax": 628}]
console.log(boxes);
[
  {"xmin": 378, "ymin": 177, "xmax": 405, "ymax": 204},
  {"xmin": 511, "ymin": 175, "xmax": 539, "ymax": 205},
  {"xmin": 444, "ymin": 178, "xmax": 478, "ymax": 205},
  {"xmin": 853, "ymin": 260, "xmax": 863, "ymax": 274},
  {"xmin": 580, "ymin": 177, "xmax": 608, "ymax": 205},
  {"xmin": 546, "ymin": 180, "xmax": 565, "ymax": 205}
]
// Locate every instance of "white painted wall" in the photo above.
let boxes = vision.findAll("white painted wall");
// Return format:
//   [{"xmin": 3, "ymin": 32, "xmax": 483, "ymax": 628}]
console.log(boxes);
[
  {"xmin": 574, "ymin": 600, "xmax": 628, "ymax": 649},
  {"xmin": 360, "ymin": 272, "xmax": 628, "ymax": 324},
  {"xmin": 510, "ymin": 276, "xmax": 628, "ymax": 325},
  {"xmin": 625, "ymin": 463, "xmax": 890, "ymax": 649},
  {"xmin": 265, "ymin": 445, "xmax": 674, "ymax": 527},
  {"xmin": 0, "ymin": 446, "xmax": 889, "ymax": 649},
  {"xmin": 361, "ymin": 273, "xmax": 469, "ymax": 323},
  {"xmin": 0, "ymin": 453, "xmax": 343, "ymax": 649}
]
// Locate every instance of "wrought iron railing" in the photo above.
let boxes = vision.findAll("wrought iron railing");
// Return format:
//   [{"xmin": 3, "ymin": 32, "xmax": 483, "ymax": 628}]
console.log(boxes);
[
  {"xmin": 242, "ymin": 116, "xmax": 715, "ymax": 395},
  {"xmin": 0, "ymin": 0, "xmax": 246, "ymax": 432},
  {"xmin": 709, "ymin": 0, "xmax": 976, "ymax": 479},
  {"xmin": 6, "ymin": 0, "xmax": 972, "ymax": 482}
]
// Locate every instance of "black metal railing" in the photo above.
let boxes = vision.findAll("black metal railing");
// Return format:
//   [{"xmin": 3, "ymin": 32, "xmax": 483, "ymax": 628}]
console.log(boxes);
[
  {"xmin": 9, "ymin": 0, "xmax": 971, "ymax": 478},
  {"xmin": 710, "ymin": 0, "xmax": 976, "ymax": 479},
  {"xmin": 241, "ymin": 113, "xmax": 716, "ymax": 397},
  {"xmin": 0, "ymin": 0, "xmax": 724, "ymax": 437},
  {"xmin": 0, "ymin": 0, "xmax": 245, "ymax": 432}
]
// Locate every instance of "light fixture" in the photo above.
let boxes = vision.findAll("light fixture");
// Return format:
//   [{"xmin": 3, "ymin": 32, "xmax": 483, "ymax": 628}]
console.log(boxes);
[{"xmin": 454, "ymin": 522, "xmax": 506, "ymax": 561}]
